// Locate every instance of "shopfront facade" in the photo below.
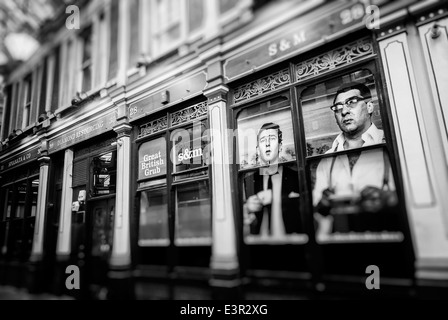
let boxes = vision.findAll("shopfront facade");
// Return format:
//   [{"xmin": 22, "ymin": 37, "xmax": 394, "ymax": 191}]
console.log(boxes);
[{"xmin": 1, "ymin": 0, "xmax": 447, "ymax": 299}]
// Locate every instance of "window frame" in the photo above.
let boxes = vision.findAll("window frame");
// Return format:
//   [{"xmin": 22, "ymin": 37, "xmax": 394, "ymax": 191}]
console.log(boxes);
[
  {"xmin": 0, "ymin": 164, "xmax": 40, "ymax": 260},
  {"xmin": 79, "ymin": 26, "xmax": 93, "ymax": 94},
  {"xmin": 22, "ymin": 74, "xmax": 32, "ymax": 129},
  {"xmin": 135, "ymin": 99, "xmax": 212, "ymax": 250},
  {"xmin": 228, "ymin": 36, "xmax": 413, "ymax": 277}
]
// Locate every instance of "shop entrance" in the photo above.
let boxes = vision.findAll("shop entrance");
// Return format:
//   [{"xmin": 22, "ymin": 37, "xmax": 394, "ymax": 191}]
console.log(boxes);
[
  {"xmin": 86, "ymin": 197, "xmax": 114, "ymax": 291},
  {"xmin": 70, "ymin": 136, "xmax": 117, "ymax": 298}
]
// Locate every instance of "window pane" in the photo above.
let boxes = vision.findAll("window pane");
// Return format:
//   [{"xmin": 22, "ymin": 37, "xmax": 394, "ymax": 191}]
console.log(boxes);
[
  {"xmin": 31, "ymin": 179, "xmax": 39, "ymax": 217},
  {"xmin": 310, "ymin": 149, "xmax": 402, "ymax": 243},
  {"xmin": 302, "ymin": 71, "xmax": 403, "ymax": 243},
  {"xmin": 81, "ymin": 28, "xmax": 92, "ymax": 92},
  {"xmin": 16, "ymin": 181, "xmax": 27, "ymax": 219},
  {"xmin": 175, "ymin": 181, "xmax": 211, "ymax": 245},
  {"xmin": 2, "ymin": 187, "xmax": 13, "ymax": 220},
  {"xmin": 154, "ymin": 0, "xmax": 181, "ymax": 54},
  {"xmin": 219, "ymin": 0, "xmax": 239, "ymax": 14},
  {"xmin": 82, "ymin": 66, "xmax": 91, "ymax": 92},
  {"xmin": 139, "ymin": 188, "xmax": 169, "ymax": 245},
  {"xmin": 82, "ymin": 28, "xmax": 92, "ymax": 63},
  {"xmin": 129, "ymin": 0, "xmax": 140, "ymax": 66},
  {"xmin": 91, "ymin": 203, "xmax": 114, "ymax": 256},
  {"xmin": 188, "ymin": 0, "xmax": 204, "ymax": 33},
  {"xmin": 301, "ymin": 70, "xmax": 382, "ymax": 157},
  {"xmin": 172, "ymin": 120, "xmax": 208, "ymax": 174},
  {"xmin": 92, "ymin": 151, "xmax": 117, "ymax": 196},
  {"xmin": 236, "ymin": 96, "xmax": 296, "ymax": 170},
  {"xmin": 138, "ymin": 137, "xmax": 167, "ymax": 180}
]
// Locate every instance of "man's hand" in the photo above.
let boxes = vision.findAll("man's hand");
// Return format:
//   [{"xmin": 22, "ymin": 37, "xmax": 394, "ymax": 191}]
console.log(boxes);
[
  {"xmin": 316, "ymin": 188, "xmax": 335, "ymax": 216},
  {"xmin": 257, "ymin": 189, "xmax": 272, "ymax": 206},
  {"xmin": 246, "ymin": 195, "xmax": 263, "ymax": 212}
]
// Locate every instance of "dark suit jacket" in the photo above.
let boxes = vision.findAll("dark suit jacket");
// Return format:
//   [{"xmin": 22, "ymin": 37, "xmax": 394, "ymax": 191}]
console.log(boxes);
[{"xmin": 243, "ymin": 165, "xmax": 302, "ymax": 235}]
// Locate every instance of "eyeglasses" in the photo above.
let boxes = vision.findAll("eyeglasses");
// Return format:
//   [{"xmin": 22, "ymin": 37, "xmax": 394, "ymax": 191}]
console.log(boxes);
[{"xmin": 330, "ymin": 96, "xmax": 370, "ymax": 113}]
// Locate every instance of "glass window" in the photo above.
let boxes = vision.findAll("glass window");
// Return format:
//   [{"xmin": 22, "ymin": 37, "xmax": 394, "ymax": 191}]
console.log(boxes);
[
  {"xmin": 152, "ymin": 0, "xmax": 182, "ymax": 55},
  {"xmin": 137, "ymin": 102, "xmax": 211, "ymax": 250},
  {"xmin": 187, "ymin": 0, "xmax": 204, "ymax": 34},
  {"xmin": 31, "ymin": 179, "xmax": 39, "ymax": 217},
  {"xmin": 23, "ymin": 75, "xmax": 32, "ymax": 128},
  {"xmin": 61, "ymin": 39, "xmax": 75, "ymax": 106},
  {"xmin": 301, "ymin": 70, "xmax": 403, "ymax": 243},
  {"xmin": 138, "ymin": 137, "xmax": 167, "ymax": 180},
  {"xmin": 81, "ymin": 27, "xmax": 92, "ymax": 92},
  {"xmin": 0, "ymin": 166, "xmax": 39, "ymax": 259},
  {"xmin": 237, "ymin": 95, "xmax": 307, "ymax": 244},
  {"xmin": 1, "ymin": 187, "xmax": 13, "ymax": 220},
  {"xmin": 302, "ymin": 70, "xmax": 382, "ymax": 156},
  {"xmin": 16, "ymin": 181, "xmax": 28, "ymax": 219},
  {"xmin": 92, "ymin": 151, "xmax": 117, "ymax": 196},
  {"xmin": 91, "ymin": 203, "xmax": 114, "ymax": 256},
  {"xmin": 237, "ymin": 97, "xmax": 296, "ymax": 170},
  {"xmin": 139, "ymin": 188, "xmax": 169, "ymax": 246},
  {"xmin": 171, "ymin": 120, "xmax": 208, "ymax": 174},
  {"xmin": 175, "ymin": 181, "xmax": 211, "ymax": 245},
  {"xmin": 219, "ymin": 0, "xmax": 239, "ymax": 15}
]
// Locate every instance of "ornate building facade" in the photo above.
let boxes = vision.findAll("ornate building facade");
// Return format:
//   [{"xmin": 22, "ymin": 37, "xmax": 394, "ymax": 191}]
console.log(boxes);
[{"xmin": 0, "ymin": 0, "xmax": 447, "ymax": 299}]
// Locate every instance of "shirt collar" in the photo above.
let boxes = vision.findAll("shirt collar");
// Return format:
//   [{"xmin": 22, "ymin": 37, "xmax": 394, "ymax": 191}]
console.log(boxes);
[{"xmin": 329, "ymin": 123, "xmax": 384, "ymax": 152}]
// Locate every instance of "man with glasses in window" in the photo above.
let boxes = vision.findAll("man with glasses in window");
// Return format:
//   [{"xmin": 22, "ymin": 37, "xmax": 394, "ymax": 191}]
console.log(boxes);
[
  {"xmin": 313, "ymin": 82, "xmax": 398, "ymax": 238},
  {"xmin": 244, "ymin": 122, "xmax": 302, "ymax": 239}
]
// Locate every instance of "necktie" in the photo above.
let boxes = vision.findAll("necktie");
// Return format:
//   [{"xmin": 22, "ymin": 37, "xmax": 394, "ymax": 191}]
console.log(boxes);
[{"xmin": 267, "ymin": 175, "xmax": 273, "ymax": 235}]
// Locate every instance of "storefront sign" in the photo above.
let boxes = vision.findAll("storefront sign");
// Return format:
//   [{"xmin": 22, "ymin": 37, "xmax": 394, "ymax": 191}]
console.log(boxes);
[
  {"xmin": 178, "ymin": 148, "xmax": 203, "ymax": 163},
  {"xmin": 224, "ymin": 1, "xmax": 366, "ymax": 81},
  {"xmin": 139, "ymin": 137, "xmax": 167, "ymax": 180},
  {"xmin": 129, "ymin": 72, "xmax": 208, "ymax": 121},
  {"xmin": 48, "ymin": 111, "xmax": 117, "ymax": 154},
  {"xmin": 0, "ymin": 147, "xmax": 40, "ymax": 172}
]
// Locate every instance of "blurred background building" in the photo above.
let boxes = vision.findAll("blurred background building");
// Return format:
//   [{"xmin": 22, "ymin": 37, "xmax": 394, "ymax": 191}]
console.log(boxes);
[{"xmin": 0, "ymin": 0, "xmax": 447, "ymax": 300}]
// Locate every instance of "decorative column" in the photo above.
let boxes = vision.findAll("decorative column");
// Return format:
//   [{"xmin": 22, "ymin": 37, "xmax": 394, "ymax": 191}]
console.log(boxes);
[
  {"xmin": 110, "ymin": 123, "xmax": 132, "ymax": 268},
  {"xmin": 56, "ymin": 149, "xmax": 74, "ymax": 258},
  {"xmin": 30, "ymin": 141, "xmax": 50, "ymax": 262},
  {"xmin": 108, "ymin": 89, "xmax": 134, "ymax": 299},
  {"xmin": 204, "ymin": 77, "xmax": 240, "ymax": 299},
  {"xmin": 379, "ymin": 21, "xmax": 448, "ymax": 289}
]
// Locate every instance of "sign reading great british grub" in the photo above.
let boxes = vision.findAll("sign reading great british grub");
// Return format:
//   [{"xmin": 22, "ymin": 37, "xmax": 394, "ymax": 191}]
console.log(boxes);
[
  {"xmin": 138, "ymin": 137, "xmax": 167, "ymax": 180},
  {"xmin": 224, "ymin": 1, "xmax": 366, "ymax": 81},
  {"xmin": 48, "ymin": 111, "xmax": 117, "ymax": 154}
]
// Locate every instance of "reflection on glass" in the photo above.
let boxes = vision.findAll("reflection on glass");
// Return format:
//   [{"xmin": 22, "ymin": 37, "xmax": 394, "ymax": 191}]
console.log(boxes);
[
  {"xmin": 219, "ymin": 0, "xmax": 239, "ymax": 14},
  {"xmin": 237, "ymin": 98, "xmax": 296, "ymax": 169},
  {"xmin": 175, "ymin": 181, "xmax": 211, "ymax": 245},
  {"xmin": 301, "ymin": 70, "xmax": 403, "ymax": 243},
  {"xmin": 91, "ymin": 204, "xmax": 114, "ymax": 256},
  {"xmin": 139, "ymin": 189, "xmax": 169, "ymax": 246},
  {"xmin": 92, "ymin": 151, "xmax": 116, "ymax": 196},
  {"xmin": 172, "ymin": 121, "xmax": 208, "ymax": 174},
  {"xmin": 6, "ymin": 188, "xmax": 13, "ymax": 219},
  {"xmin": 187, "ymin": 0, "xmax": 204, "ymax": 33},
  {"xmin": 312, "ymin": 149, "xmax": 402, "ymax": 243},
  {"xmin": 15, "ymin": 181, "xmax": 27, "ymax": 218},
  {"xmin": 301, "ymin": 70, "xmax": 382, "ymax": 157},
  {"xmin": 31, "ymin": 179, "xmax": 39, "ymax": 217}
]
